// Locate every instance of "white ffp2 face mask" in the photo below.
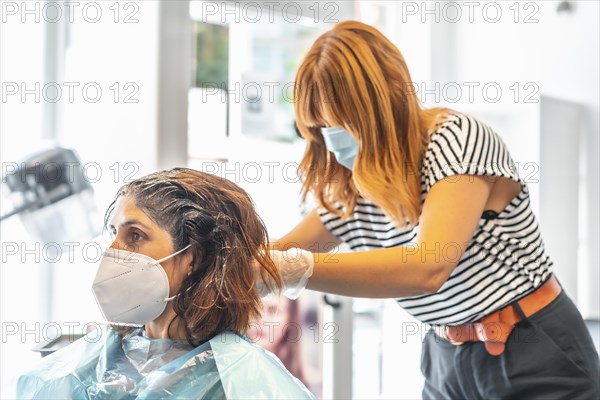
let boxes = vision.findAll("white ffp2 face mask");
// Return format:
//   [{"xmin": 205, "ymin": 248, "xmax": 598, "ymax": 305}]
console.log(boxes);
[{"xmin": 91, "ymin": 244, "xmax": 191, "ymax": 326}]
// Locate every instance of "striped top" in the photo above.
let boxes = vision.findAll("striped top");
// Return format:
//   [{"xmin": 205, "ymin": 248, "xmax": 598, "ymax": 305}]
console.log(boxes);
[{"xmin": 318, "ymin": 112, "xmax": 554, "ymax": 326}]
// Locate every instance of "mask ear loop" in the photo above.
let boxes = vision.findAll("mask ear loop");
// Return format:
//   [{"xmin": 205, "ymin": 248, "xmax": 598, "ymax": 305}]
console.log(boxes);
[
  {"xmin": 155, "ymin": 243, "xmax": 192, "ymax": 264},
  {"xmin": 153, "ymin": 244, "xmax": 192, "ymax": 302},
  {"xmin": 166, "ymin": 291, "xmax": 189, "ymax": 302}
]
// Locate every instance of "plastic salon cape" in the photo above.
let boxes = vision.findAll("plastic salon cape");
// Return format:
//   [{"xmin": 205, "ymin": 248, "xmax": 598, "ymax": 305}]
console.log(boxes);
[{"xmin": 15, "ymin": 326, "xmax": 314, "ymax": 399}]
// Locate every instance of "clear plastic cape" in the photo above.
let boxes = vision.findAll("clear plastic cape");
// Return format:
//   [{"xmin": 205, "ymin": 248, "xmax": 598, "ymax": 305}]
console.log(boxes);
[{"xmin": 15, "ymin": 326, "xmax": 315, "ymax": 399}]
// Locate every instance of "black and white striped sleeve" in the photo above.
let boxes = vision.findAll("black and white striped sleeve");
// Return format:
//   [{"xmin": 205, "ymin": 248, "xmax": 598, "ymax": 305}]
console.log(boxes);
[{"xmin": 422, "ymin": 114, "xmax": 521, "ymax": 192}]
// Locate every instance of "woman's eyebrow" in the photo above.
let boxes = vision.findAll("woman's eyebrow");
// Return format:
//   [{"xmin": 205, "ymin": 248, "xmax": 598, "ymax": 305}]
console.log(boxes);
[{"xmin": 112, "ymin": 220, "xmax": 152, "ymax": 230}]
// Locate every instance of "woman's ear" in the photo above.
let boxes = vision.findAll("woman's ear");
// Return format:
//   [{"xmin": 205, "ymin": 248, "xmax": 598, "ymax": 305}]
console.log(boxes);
[
  {"xmin": 185, "ymin": 254, "xmax": 194, "ymax": 276},
  {"xmin": 179, "ymin": 250, "xmax": 194, "ymax": 276}
]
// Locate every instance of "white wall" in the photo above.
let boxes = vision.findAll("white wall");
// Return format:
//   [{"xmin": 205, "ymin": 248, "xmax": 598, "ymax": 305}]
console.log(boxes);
[
  {"xmin": 537, "ymin": 0, "xmax": 599, "ymax": 319},
  {"xmin": 0, "ymin": 2, "xmax": 45, "ymax": 162}
]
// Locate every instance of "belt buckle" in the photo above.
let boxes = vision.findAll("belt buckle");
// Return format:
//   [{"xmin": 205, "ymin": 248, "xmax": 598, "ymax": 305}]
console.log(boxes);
[
  {"xmin": 435, "ymin": 325, "xmax": 466, "ymax": 346},
  {"xmin": 443, "ymin": 325, "xmax": 466, "ymax": 346}
]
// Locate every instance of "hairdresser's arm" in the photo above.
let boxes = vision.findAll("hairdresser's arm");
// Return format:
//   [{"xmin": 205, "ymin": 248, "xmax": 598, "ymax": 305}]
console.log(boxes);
[
  {"xmin": 306, "ymin": 175, "xmax": 494, "ymax": 297},
  {"xmin": 270, "ymin": 208, "xmax": 341, "ymax": 252}
]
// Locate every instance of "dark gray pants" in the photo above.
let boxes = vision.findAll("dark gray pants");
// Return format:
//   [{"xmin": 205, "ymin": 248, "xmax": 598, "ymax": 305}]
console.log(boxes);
[{"xmin": 421, "ymin": 291, "xmax": 600, "ymax": 399}]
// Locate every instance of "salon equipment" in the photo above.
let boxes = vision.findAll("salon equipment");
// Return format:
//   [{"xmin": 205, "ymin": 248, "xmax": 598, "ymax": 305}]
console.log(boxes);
[
  {"xmin": 1, "ymin": 147, "xmax": 99, "ymax": 244},
  {"xmin": 1, "ymin": 147, "xmax": 101, "ymax": 357}
]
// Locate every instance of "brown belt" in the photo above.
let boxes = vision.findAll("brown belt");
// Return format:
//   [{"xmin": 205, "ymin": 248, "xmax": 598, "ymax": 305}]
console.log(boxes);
[{"xmin": 433, "ymin": 275, "xmax": 562, "ymax": 356}]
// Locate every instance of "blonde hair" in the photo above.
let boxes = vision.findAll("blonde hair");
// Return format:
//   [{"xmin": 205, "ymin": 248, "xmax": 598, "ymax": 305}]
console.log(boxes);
[{"xmin": 294, "ymin": 20, "xmax": 449, "ymax": 226}]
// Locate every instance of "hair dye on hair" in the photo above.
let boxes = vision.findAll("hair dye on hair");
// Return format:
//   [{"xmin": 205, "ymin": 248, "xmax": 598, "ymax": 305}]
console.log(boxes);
[{"xmin": 104, "ymin": 168, "xmax": 281, "ymax": 346}]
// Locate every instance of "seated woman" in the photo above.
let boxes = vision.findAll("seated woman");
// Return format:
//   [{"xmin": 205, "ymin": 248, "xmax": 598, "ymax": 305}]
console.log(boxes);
[{"xmin": 16, "ymin": 168, "xmax": 315, "ymax": 399}]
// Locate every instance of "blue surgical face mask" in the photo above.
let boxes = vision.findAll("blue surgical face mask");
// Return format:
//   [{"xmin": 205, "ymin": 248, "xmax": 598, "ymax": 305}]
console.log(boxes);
[{"xmin": 321, "ymin": 127, "xmax": 358, "ymax": 170}]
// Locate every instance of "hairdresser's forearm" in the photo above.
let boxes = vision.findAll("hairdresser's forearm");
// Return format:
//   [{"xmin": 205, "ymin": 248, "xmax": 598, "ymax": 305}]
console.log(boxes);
[
  {"xmin": 268, "ymin": 209, "xmax": 342, "ymax": 252},
  {"xmin": 306, "ymin": 246, "xmax": 452, "ymax": 298}
]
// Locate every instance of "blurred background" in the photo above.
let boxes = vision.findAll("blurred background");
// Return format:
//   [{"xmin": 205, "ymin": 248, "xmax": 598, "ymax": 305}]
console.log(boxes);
[{"xmin": 1, "ymin": 1, "xmax": 598, "ymax": 398}]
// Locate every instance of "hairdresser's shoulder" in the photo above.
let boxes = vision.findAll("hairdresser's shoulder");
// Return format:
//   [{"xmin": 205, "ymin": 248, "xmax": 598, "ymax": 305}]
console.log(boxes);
[{"xmin": 428, "ymin": 111, "xmax": 493, "ymax": 152}]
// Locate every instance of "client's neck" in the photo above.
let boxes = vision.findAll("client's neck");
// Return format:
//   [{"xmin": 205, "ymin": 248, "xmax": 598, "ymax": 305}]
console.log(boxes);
[{"xmin": 145, "ymin": 306, "xmax": 187, "ymax": 340}]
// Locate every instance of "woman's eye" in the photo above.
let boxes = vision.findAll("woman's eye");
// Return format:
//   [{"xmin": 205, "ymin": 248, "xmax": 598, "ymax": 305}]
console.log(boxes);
[{"xmin": 131, "ymin": 232, "xmax": 142, "ymax": 242}]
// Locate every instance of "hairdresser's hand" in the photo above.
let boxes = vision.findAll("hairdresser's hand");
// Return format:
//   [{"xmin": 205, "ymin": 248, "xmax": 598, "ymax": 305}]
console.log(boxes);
[{"xmin": 254, "ymin": 248, "xmax": 314, "ymax": 299}]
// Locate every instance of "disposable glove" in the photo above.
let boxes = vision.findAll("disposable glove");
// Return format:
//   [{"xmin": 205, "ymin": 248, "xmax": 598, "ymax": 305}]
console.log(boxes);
[{"xmin": 255, "ymin": 248, "xmax": 314, "ymax": 299}]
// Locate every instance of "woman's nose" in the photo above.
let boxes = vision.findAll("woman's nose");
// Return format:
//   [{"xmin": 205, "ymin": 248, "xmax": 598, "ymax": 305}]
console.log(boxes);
[{"xmin": 109, "ymin": 239, "xmax": 124, "ymax": 250}]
